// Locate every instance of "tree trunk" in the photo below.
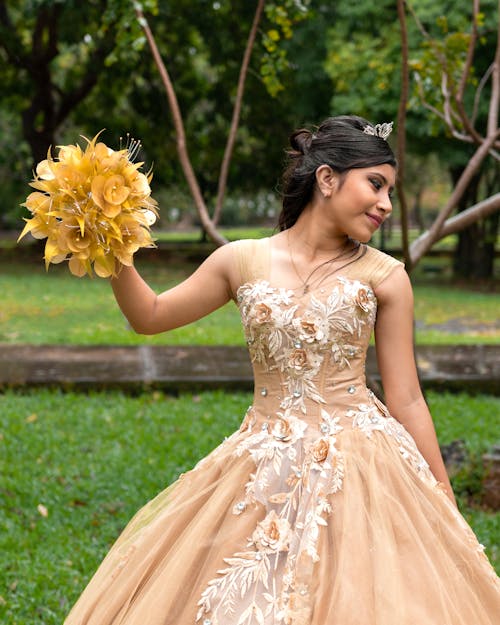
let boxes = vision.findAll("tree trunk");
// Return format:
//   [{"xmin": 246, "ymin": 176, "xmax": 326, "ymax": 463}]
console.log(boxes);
[
  {"xmin": 22, "ymin": 111, "xmax": 56, "ymax": 165},
  {"xmin": 412, "ymin": 187, "xmax": 425, "ymax": 233},
  {"xmin": 453, "ymin": 212, "xmax": 498, "ymax": 279},
  {"xmin": 451, "ymin": 167, "xmax": 497, "ymax": 279}
]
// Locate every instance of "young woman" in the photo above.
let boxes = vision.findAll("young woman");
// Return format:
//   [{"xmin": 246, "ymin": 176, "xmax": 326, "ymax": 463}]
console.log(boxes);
[{"xmin": 65, "ymin": 115, "xmax": 499, "ymax": 624}]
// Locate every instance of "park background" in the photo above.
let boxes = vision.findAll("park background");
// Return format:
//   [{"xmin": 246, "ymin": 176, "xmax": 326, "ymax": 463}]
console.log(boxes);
[{"xmin": 0, "ymin": 1, "xmax": 499, "ymax": 622}]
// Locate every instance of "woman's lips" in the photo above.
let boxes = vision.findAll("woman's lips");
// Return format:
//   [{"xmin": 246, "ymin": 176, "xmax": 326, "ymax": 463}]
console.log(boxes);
[{"xmin": 366, "ymin": 213, "xmax": 382, "ymax": 228}]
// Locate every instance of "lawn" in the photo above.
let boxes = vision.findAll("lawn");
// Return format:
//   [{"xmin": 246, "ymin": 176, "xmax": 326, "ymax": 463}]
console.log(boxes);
[
  {"xmin": 0, "ymin": 257, "xmax": 498, "ymax": 345},
  {"xmin": 0, "ymin": 389, "xmax": 498, "ymax": 624}
]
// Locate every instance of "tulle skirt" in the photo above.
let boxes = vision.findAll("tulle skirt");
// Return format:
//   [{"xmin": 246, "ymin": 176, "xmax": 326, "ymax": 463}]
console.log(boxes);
[{"xmin": 64, "ymin": 411, "xmax": 500, "ymax": 625}]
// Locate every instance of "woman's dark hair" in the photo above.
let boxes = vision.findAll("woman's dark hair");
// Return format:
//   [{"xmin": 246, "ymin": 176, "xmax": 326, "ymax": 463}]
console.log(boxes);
[{"xmin": 278, "ymin": 115, "xmax": 397, "ymax": 230}]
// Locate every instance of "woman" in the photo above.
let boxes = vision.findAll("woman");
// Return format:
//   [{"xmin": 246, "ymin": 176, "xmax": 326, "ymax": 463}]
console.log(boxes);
[{"xmin": 65, "ymin": 115, "xmax": 499, "ymax": 624}]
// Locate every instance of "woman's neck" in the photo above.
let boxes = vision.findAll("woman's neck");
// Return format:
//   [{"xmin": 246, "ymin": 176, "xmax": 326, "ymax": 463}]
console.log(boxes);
[{"xmin": 287, "ymin": 213, "xmax": 349, "ymax": 262}]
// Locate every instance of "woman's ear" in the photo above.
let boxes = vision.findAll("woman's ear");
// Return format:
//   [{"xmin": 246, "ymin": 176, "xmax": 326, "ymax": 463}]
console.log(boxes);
[{"xmin": 315, "ymin": 165, "xmax": 338, "ymax": 198}]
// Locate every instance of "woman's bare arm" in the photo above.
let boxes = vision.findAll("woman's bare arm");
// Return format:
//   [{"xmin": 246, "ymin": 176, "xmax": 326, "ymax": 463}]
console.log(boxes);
[
  {"xmin": 110, "ymin": 242, "xmax": 237, "ymax": 335},
  {"xmin": 374, "ymin": 267, "xmax": 457, "ymax": 506}
]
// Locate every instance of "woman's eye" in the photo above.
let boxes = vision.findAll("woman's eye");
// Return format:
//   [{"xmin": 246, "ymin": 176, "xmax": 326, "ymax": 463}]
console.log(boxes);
[{"xmin": 370, "ymin": 178, "xmax": 382, "ymax": 190}]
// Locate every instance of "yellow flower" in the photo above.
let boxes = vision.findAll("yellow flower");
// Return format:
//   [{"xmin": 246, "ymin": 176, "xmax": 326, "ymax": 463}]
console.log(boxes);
[
  {"xmin": 35, "ymin": 160, "xmax": 55, "ymax": 180},
  {"xmin": 91, "ymin": 174, "xmax": 130, "ymax": 217},
  {"xmin": 18, "ymin": 132, "xmax": 159, "ymax": 278}
]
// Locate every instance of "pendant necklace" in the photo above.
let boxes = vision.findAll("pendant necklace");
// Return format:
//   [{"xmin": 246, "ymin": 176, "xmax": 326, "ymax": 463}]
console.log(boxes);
[{"xmin": 287, "ymin": 231, "xmax": 360, "ymax": 295}]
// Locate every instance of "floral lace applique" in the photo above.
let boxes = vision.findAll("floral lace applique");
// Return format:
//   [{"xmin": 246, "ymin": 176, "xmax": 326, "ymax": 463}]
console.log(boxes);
[
  {"xmin": 196, "ymin": 408, "xmax": 346, "ymax": 625},
  {"xmin": 238, "ymin": 278, "xmax": 376, "ymax": 411},
  {"xmin": 346, "ymin": 396, "xmax": 432, "ymax": 479}
]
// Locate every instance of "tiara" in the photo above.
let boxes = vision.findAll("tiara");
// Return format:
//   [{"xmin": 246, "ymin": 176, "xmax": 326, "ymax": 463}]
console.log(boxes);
[{"xmin": 363, "ymin": 122, "xmax": 393, "ymax": 140}]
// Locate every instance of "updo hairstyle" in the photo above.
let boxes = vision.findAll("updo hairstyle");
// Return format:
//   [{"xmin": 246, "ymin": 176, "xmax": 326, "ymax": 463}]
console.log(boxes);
[{"xmin": 278, "ymin": 115, "xmax": 396, "ymax": 231}]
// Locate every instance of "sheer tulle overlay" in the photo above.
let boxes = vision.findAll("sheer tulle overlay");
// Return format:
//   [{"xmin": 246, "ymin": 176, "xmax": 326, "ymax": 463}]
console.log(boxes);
[{"xmin": 65, "ymin": 241, "xmax": 500, "ymax": 624}]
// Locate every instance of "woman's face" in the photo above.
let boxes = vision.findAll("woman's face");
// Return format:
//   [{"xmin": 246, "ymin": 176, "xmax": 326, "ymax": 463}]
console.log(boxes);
[{"xmin": 321, "ymin": 164, "xmax": 396, "ymax": 243}]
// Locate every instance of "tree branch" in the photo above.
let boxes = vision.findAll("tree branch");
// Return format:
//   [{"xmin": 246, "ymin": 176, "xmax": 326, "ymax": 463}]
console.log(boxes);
[
  {"xmin": 409, "ymin": 131, "xmax": 500, "ymax": 264},
  {"xmin": 55, "ymin": 31, "xmax": 118, "ymax": 126},
  {"xmin": 31, "ymin": 4, "xmax": 61, "ymax": 64},
  {"xmin": 409, "ymin": 194, "xmax": 500, "ymax": 255},
  {"xmin": 457, "ymin": 0, "xmax": 479, "ymax": 101},
  {"xmin": 454, "ymin": 1, "xmax": 487, "ymax": 146},
  {"xmin": 396, "ymin": 0, "xmax": 411, "ymax": 269},
  {"xmin": 487, "ymin": 0, "xmax": 500, "ymax": 136},
  {"xmin": 135, "ymin": 3, "xmax": 227, "ymax": 246},
  {"xmin": 438, "ymin": 193, "xmax": 500, "ymax": 237},
  {"xmin": 472, "ymin": 62, "xmax": 494, "ymax": 125},
  {"xmin": 212, "ymin": 0, "xmax": 266, "ymax": 225}
]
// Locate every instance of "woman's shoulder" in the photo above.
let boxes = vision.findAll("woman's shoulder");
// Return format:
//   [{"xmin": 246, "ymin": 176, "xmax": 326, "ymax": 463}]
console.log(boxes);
[{"xmin": 229, "ymin": 237, "xmax": 271, "ymax": 284}]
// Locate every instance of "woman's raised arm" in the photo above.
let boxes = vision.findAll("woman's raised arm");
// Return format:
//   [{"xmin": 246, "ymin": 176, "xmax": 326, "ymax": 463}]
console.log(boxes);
[{"xmin": 110, "ymin": 242, "xmax": 238, "ymax": 335}]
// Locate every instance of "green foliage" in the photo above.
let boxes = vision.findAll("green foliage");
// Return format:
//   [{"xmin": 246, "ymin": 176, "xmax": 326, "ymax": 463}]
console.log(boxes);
[
  {"xmin": 323, "ymin": 0, "xmax": 498, "ymax": 162},
  {"xmin": 0, "ymin": 0, "xmax": 337, "ymax": 229},
  {"xmin": 260, "ymin": 1, "xmax": 311, "ymax": 97},
  {"xmin": 0, "ymin": 389, "xmax": 498, "ymax": 623},
  {"xmin": 408, "ymin": 0, "xmax": 498, "ymax": 137},
  {"xmin": 323, "ymin": 0, "xmax": 401, "ymax": 120}
]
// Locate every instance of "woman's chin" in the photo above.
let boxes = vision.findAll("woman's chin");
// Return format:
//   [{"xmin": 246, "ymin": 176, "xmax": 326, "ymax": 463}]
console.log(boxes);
[{"xmin": 357, "ymin": 232, "xmax": 373, "ymax": 244}]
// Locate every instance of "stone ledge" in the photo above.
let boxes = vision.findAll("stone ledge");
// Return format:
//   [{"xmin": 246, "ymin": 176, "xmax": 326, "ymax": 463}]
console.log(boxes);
[{"xmin": 0, "ymin": 344, "xmax": 498, "ymax": 394}]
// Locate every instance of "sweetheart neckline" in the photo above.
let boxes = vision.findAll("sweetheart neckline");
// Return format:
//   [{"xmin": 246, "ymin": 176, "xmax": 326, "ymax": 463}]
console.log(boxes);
[{"xmin": 235, "ymin": 276, "xmax": 375, "ymax": 301}]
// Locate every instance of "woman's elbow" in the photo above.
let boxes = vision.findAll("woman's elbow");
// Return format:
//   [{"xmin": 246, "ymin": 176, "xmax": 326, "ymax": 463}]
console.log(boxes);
[{"xmin": 127, "ymin": 317, "xmax": 160, "ymax": 335}]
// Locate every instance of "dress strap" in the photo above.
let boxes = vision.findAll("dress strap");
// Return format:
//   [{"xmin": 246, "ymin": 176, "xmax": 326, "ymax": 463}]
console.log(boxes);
[
  {"xmin": 342, "ymin": 245, "xmax": 404, "ymax": 289},
  {"xmin": 364, "ymin": 247, "xmax": 404, "ymax": 288},
  {"xmin": 233, "ymin": 238, "xmax": 271, "ymax": 285}
]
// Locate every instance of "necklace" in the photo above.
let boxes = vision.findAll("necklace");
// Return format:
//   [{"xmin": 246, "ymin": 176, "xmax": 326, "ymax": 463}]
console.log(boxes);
[{"xmin": 287, "ymin": 231, "xmax": 360, "ymax": 295}]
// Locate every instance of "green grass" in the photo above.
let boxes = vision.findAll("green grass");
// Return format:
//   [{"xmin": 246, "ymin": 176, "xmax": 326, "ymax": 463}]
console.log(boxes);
[
  {"xmin": 0, "ymin": 389, "xmax": 498, "ymax": 623},
  {"xmin": 0, "ymin": 259, "xmax": 246, "ymax": 346},
  {"xmin": 154, "ymin": 226, "xmax": 276, "ymax": 242},
  {"xmin": 0, "ymin": 259, "xmax": 498, "ymax": 345}
]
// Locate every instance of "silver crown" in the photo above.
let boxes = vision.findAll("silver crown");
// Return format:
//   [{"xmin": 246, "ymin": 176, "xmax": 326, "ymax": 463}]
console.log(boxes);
[{"xmin": 363, "ymin": 122, "xmax": 393, "ymax": 140}]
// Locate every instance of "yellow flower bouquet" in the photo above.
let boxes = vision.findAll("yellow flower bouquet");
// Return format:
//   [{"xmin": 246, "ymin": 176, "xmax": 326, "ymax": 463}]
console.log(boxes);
[{"xmin": 18, "ymin": 132, "xmax": 159, "ymax": 278}]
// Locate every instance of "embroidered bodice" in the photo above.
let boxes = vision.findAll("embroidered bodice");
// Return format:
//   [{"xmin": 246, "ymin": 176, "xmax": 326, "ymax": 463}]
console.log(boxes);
[
  {"xmin": 235, "ymin": 238, "xmax": 403, "ymax": 432},
  {"xmin": 238, "ymin": 276, "xmax": 376, "ymax": 421}
]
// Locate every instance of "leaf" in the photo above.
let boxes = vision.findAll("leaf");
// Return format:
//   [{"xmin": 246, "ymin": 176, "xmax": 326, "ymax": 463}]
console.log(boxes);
[{"xmin": 37, "ymin": 504, "xmax": 48, "ymax": 517}]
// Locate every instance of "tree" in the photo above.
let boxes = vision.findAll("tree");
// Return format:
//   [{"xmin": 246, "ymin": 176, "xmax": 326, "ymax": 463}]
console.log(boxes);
[
  {"xmin": 134, "ymin": 0, "xmax": 313, "ymax": 243},
  {"xmin": 323, "ymin": 0, "xmax": 499, "ymax": 275},
  {"xmin": 1, "ymin": 1, "xmax": 338, "ymax": 232},
  {"xmin": 0, "ymin": 0, "xmax": 158, "ymax": 165},
  {"xmin": 404, "ymin": 0, "xmax": 500, "ymax": 274}
]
